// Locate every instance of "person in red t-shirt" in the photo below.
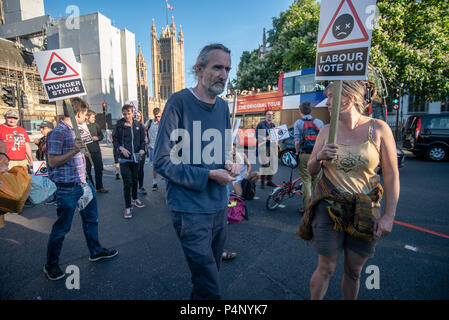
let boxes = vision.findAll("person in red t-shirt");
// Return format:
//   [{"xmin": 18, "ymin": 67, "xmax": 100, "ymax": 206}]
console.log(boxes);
[{"xmin": 0, "ymin": 110, "xmax": 33, "ymax": 169}]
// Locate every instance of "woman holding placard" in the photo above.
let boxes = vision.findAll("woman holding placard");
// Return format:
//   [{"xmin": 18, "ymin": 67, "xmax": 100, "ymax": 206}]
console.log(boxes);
[{"xmin": 296, "ymin": 80, "xmax": 400, "ymax": 300}]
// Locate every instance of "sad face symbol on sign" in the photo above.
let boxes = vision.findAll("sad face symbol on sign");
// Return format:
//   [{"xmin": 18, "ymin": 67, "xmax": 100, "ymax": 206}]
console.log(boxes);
[
  {"xmin": 51, "ymin": 62, "xmax": 67, "ymax": 76},
  {"xmin": 332, "ymin": 14, "xmax": 355, "ymax": 40}
]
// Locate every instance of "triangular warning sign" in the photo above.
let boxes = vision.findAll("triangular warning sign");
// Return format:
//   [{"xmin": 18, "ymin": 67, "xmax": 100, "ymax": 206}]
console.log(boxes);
[
  {"xmin": 318, "ymin": 0, "xmax": 369, "ymax": 48},
  {"xmin": 129, "ymin": 101, "xmax": 137, "ymax": 113},
  {"xmin": 277, "ymin": 129, "xmax": 287, "ymax": 138},
  {"xmin": 43, "ymin": 52, "xmax": 80, "ymax": 81},
  {"xmin": 34, "ymin": 161, "xmax": 48, "ymax": 176}
]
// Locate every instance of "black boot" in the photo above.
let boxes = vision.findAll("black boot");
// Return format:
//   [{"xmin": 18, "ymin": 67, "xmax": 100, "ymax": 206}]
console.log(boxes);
[
  {"xmin": 266, "ymin": 176, "xmax": 276, "ymax": 188},
  {"xmin": 260, "ymin": 176, "xmax": 265, "ymax": 189}
]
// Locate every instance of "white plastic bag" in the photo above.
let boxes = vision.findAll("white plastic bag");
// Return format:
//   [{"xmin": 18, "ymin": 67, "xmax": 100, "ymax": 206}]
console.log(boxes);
[
  {"xmin": 77, "ymin": 183, "xmax": 93, "ymax": 210},
  {"xmin": 29, "ymin": 175, "xmax": 57, "ymax": 205}
]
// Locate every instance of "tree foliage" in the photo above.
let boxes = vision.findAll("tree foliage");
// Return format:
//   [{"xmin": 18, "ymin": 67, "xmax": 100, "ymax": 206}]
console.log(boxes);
[
  {"xmin": 234, "ymin": 0, "xmax": 320, "ymax": 91},
  {"xmin": 371, "ymin": 0, "xmax": 449, "ymax": 101},
  {"xmin": 235, "ymin": 0, "xmax": 449, "ymax": 102}
]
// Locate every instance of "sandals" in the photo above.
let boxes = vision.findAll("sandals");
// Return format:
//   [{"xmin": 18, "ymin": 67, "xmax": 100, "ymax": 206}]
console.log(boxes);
[{"xmin": 222, "ymin": 250, "xmax": 237, "ymax": 261}]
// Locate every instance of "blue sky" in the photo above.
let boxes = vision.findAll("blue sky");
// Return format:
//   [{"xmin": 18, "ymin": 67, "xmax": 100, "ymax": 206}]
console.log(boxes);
[{"xmin": 44, "ymin": 0, "xmax": 294, "ymax": 96}]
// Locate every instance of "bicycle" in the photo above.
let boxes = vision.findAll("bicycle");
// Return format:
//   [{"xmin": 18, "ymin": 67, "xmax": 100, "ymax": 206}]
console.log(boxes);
[{"xmin": 266, "ymin": 152, "xmax": 303, "ymax": 210}]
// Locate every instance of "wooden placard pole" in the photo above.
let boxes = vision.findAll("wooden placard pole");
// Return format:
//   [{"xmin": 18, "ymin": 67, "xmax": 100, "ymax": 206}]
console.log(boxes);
[
  {"xmin": 231, "ymin": 91, "xmax": 238, "ymax": 130},
  {"xmin": 328, "ymin": 80, "xmax": 343, "ymax": 145},
  {"xmin": 63, "ymin": 99, "xmax": 93, "ymax": 166}
]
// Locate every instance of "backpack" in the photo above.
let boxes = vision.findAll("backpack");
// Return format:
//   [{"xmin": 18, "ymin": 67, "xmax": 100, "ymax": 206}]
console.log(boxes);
[
  {"xmin": 227, "ymin": 195, "xmax": 248, "ymax": 224},
  {"xmin": 301, "ymin": 118, "xmax": 320, "ymax": 153},
  {"xmin": 241, "ymin": 178, "xmax": 256, "ymax": 200}
]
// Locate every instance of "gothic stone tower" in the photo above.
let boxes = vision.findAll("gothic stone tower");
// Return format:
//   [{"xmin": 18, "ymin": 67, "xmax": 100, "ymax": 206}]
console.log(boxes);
[
  {"xmin": 136, "ymin": 43, "xmax": 149, "ymax": 120},
  {"xmin": 151, "ymin": 17, "xmax": 185, "ymax": 100}
]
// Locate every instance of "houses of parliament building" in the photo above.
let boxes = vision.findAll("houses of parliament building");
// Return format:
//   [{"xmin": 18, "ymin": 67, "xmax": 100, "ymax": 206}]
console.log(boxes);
[{"xmin": 137, "ymin": 17, "xmax": 185, "ymax": 120}]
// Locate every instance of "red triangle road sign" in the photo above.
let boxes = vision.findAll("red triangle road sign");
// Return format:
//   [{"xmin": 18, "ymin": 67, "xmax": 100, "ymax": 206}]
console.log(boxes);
[
  {"xmin": 43, "ymin": 52, "xmax": 80, "ymax": 81},
  {"xmin": 318, "ymin": 0, "xmax": 369, "ymax": 48}
]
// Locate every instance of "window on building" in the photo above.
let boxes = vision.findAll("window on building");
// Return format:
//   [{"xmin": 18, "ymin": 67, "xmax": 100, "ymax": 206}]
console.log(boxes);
[
  {"xmin": 159, "ymin": 60, "xmax": 162, "ymax": 74},
  {"xmin": 441, "ymin": 100, "xmax": 449, "ymax": 113},
  {"xmin": 408, "ymin": 95, "xmax": 429, "ymax": 114}
]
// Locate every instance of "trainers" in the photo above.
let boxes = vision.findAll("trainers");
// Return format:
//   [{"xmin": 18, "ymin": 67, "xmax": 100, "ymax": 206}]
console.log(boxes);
[
  {"xmin": 138, "ymin": 187, "xmax": 147, "ymax": 195},
  {"xmin": 152, "ymin": 184, "xmax": 158, "ymax": 191},
  {"xmin": 132, "ymin": 199, "xmax": 145, "ymax": 208},
  {"xmin": 115, "ymin": 173, "xmax": 120, "ymax": 180},
  {"xmin": 124, "ymin": 208, "xmax": 133, "ymax": 219},
  {"xmin": 43, "ymin": 264, "xmax": 65, "ymax": 281},
  {"xmin": 24, "ymin": 199, "xmax": 34, "ymax": 208},
  {"xmin": 89, "ymin": 248, "xmax": 118, "ymax": 262},
  {"xmin": 46, "ymin": 198, "xmax": 57, "ymax": 205},
  {"xmin": 266, "ymin": 181, "xmax": 277, "ymax": 188}
]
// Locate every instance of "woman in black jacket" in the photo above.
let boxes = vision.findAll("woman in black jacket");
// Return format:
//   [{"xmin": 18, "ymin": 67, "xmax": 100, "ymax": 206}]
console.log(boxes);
[{"xmin": 112, "ymin": 105, "xmax": 146, "ymax": 219}]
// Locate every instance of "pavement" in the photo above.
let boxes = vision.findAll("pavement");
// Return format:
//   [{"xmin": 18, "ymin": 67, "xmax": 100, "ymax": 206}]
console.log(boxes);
[{"xmin": 0, "ymin": 144, "xmax": 448, "ymax": 300}]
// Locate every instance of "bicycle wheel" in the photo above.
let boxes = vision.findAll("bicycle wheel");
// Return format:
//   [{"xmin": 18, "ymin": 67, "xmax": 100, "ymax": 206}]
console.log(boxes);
[{"xmin": 266, "ymin": 187, "xmax": 286, "ymax": 210}]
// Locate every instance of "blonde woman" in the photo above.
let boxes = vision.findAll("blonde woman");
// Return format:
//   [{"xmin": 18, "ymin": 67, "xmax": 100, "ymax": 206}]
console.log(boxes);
[
  {"xmin": 231, "ymin": 143, "xmax": 258, "ymax": 198},
  {"xmin": 297, "ymin": 80, "xmax": 400, "ymax": 300}
]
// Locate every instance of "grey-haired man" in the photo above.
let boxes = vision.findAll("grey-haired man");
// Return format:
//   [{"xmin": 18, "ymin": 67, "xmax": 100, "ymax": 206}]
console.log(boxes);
[{"xmin": 154, "ymin": 43, "xmax": 239, "ymax": 300}]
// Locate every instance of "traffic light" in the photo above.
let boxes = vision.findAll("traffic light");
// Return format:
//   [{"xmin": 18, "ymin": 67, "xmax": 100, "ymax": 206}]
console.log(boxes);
[
  {"xmin": 102, "ymin": 101, "xmax": 107, "ymax": 113},
  {"xmin": 392, "ymin": 88, "xmax": 400, "ymax": 104},
  {"xmin": 392, "ymin": 87, "xmax": 400, "ymax": 110},
  {"xmin": 1, "ymin": 86, "xmax": 16, "ymax": 107}
]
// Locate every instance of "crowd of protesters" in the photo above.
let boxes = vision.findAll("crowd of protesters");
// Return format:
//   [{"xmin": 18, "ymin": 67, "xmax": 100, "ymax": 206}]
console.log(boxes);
[{"xmin": 0, "ymin": 42, "xmax": 399, "ymax": 301}]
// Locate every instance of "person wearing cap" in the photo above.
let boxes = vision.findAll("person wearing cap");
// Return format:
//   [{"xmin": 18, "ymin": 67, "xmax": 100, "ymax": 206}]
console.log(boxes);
[
  {"xmin": 0, "ymin": 110, "xmax": 33, "ymax": 169},
  {"xmin": 34, "ymin": 120, "xmax": 57, "ymax": 205},
  {"xmin": 34, "ymin": 120, "xmax": 54, "ymax": 161}
]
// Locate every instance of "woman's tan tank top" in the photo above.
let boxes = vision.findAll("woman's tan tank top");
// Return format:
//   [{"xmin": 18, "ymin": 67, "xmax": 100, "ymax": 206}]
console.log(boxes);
[{"xmin": 324, "ymin": 120, "xmax": 381, "ymax": 195}]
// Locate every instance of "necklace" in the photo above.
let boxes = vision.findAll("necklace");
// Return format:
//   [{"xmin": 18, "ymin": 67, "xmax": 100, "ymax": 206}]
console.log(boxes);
[{"xmin": 345, "ymin": 115, "xmax": 362, "ymax": 143}]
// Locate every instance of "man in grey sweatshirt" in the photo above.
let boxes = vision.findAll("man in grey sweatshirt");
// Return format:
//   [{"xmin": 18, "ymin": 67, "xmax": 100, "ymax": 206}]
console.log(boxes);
[{"xmin": 154, "ymin": 44, "xmax": 240, "ymax": 300}]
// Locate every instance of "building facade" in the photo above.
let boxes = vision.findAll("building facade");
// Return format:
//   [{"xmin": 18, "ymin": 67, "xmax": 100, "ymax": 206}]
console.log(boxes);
[
  {"xmin": 0, "ymin": 0, "xmax": 138, "ymax": 126},
  {"xmin": 0, "ymin": 0, "xmax": 55, "ymax": 138},
  {"xmin": 136, "ymin": 43, "xmax": 149, "ymax": 121},
  {"xmin": 0, "ymin": 38, "xmax": 56, "ymax": 137},
  {"xmin": 386, "ymin": 95, "xmax": 449, "ymax": 130},
  {"xmin": 46, "ymin": 12, "xmax": 137, "ymax": 123},
  {"xmin": 150, "ymin": 17, "xmax": 184, "ymax": 101}
]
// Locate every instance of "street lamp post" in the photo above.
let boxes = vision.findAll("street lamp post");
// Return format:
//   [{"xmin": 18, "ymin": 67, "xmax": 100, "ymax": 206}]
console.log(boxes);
[{"xmin": 102, "ymin": 101, "xmax": 109, "ymax": 144}]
